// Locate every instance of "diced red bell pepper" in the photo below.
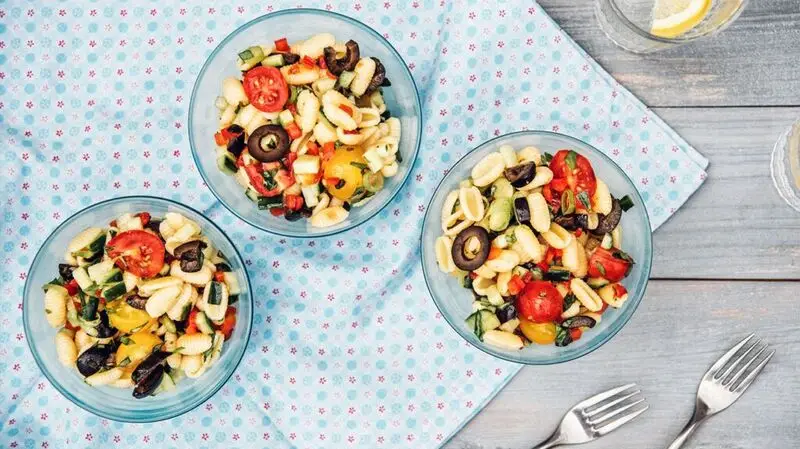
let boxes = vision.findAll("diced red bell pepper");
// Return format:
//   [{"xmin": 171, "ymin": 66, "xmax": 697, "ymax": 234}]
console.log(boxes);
[
  {"xmin": 214, "ymin": 131, "xmax": 228, "ymax": 146},
  {"xmin": 274, "ymin": 37, "xmax": 290, "ymax": 52},
  {"xmin": 322, "ymin": 142, "xmax": 335, "ymax": 161},
  {"xmin": 214, "ymin": 271, "xmax": 226, "ymax": 283},
  {"xmin": 318, "ymin": 56, "xmax": 327, "ymax": 70},
  {"xmin": 285, "ymin": 152, "xmax": 298, "ymax": 169},
  {"xmin": 269, "ymin": 207, "xmax": 285, "ymax": 216},
  {"xmin": 301, "ymin": 56, "xmax": 316, "ymax": 68},
  {"xmin": 217, "ymin": 306, "xmax": 237, "ymax": 340},
  {"xmin": 338, "ymin": 104, "xmax": 353, "ymax": 115},
  {"xmin": 507, "ymin": 275, "xmax": 526, "ymax": 296},
  {"xmin": 283, "ymin": 194, "xmax": 304, "ymax": 211},
  {"xmin": 185, "ymin": 309, "xmax": 199, "ymax": 335},
  {"xmin": 136, "ymin": 212, "xmax": 151, "ymax": 226},
  {"xmin": 64, "ymin": 279, "xmax": 79, "ymax": 296},
  {"xmin": 569, "ymin": 328, "xmax": 583, "ymax": 341},
  {"xmin": 306, "ymin": 140, "xmax": 319, "ymax": 154},
  {"xmin": 287, "ymin": 103, "xmax": 298, "ymax": 115},
  {"xmin": 469, "ymin": 272, "xmax": 478, "ymax": 280},
  {"xmin": 285, "ymin": 122, "xmax": 302, "ymax": 140}
]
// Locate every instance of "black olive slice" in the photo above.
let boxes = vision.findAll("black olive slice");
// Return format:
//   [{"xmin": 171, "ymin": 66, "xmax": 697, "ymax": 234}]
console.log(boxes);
[
  {"xmin": 561, "ymin": 316, "xmax": 597, "ymax": 329},
  {"xmin": 173, "ymin": 240, "xmax": 206, "ymax": 260},
  {"xmin": 365, "ymin": 57, "xmax": 386, "ymax": 94},
  {"xmin": 215, "ymin": 262, "xmax": 232, "ymax": 272},
  {"xmin": 592, "ymin": 199, "xmax": 622, "ymax": 236},
  {"xmin": 126, "ymin": 295, "xmax": 148, "ymax": 310},
  {"xmin": 503, "ymin": 162, "xmax": 537, "ymax": 188},
  {"xmin": 133, "ymin": 365, "xmax": 165, "ymax": 399},
  {"xmin": 513, "ymin": 197, "xmax": 531, "ymax": 224},
  {"xmin": 131, "ymin": 351, "xmax": 170, "ymax": 384},
  {"xmin": 93, "ymin": 310, "xmax": 117, "ymax": 339},
  {"xmin": 554, "ymin": 214, "xmax": 588, "ymax": 231},
  {"xmin": 324, "ymin": 40, "xmax": 360, "ymax": 75},
  {"xmin": 247, "ymin": 125, "xmax": 290, "ymax": 162},
  {"xmin": 226, "ymin": 131, "xmax": 246, "ymax": 158},
  {"xmin": 496, "ymin": 304, "xmax": 517, "ymax": 323},
  {"xmin": 58, "ymin": 264, "xmax": 75, "ymax": 282},
  {"xmin": 226, "ymin": 124, "xmax": 244, "ymax": 134},
  {"xmin": 76, "ymin": 344, "xmax": 115, "ymax": 377},
  {"xmin": 144, "ymin": 219, "xmax": 162, "ymax": 235},
  {"xmin": 451, "ymin": 226, "xmax": 491, "ymax": 271},
  {"xmin": 282, "ymin": 53, "xmax": 300, "ymax": 65},
  {"xmin": 284, "ymin": 210, "xmax": 305, "ymax": 222}
]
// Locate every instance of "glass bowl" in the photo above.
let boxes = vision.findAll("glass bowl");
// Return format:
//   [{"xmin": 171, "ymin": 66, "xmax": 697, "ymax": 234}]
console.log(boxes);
[
  {"xmin": 23, "ymin": 196, "xmax": 253, "ymax": 422},
  {"xmin": 421, "ymin": 131, "xmax": 652, "ymax": 365},
  {"xmin": 189, "ymin": 9, "xmax": 422, "ymax": 238}
]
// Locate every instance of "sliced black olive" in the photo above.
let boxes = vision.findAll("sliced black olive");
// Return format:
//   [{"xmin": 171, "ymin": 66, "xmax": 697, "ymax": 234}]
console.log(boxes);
[
  {"xmin": 131, "ymin": 351, "xmax": 170, "ymax": 384},
  {"xmin": 496, "ymin": 304, "xmax": 517, "ymax": 323},
  {"xmin": 58, "ymin": 264, "xmax": 75, "ymax": 282},
  {"xmin": 451, "ymin": 226, "xmax": 491, "ymax": 271},
  {"xmin": 554, "ymin": 214, "xmax": 589, "ymax": 231},
  {"xmin": 364, "ymin": 57, "xmax": 386, "ymax": 94},
  {"xmin": 282, "ymin": 53, "xmax": 300, "ymax": 65},
  {"xmin": 592, "ymin": 199, "xmax": 622, "ymax": 236},
  {"xmin": 180, "ymin": 258, "xmax": 203, "ymax": 273},
  {"xmin": 91, "ymin": 310, "xmax": 117, "ymax": 338},
  {"xmin": 76, "ymin": 344, "xmax": 115, "ymax": 377},
  {"xmin": 247, "ymin": 125, "xmax": 290, "ymax": 163},
  {"xmin": 226, "ymin": 131, "xmax": 246, "ymax": 158},
  {"xmin": 284, "ymin": 210, "xmax": 304, "ymax": 222},
  {"xmin": 513, "ymin": 197, "xmax": 531, "ymax": 224},
  {"xmin": 227, "ymin": 124, "xmax": 244, "ymax": 134},
  {"xmin": 561, "ymin": 316, "xmax": 597, "ymax": 329},
  {"xmin": 299, "ymin": 208, "xmax": 313, "ymax": 218},
  {"xmin": 126, "ymin": 295, "xmax": 148, "ymax": 310},
  {"xmin": 133, "ymin": 365, "xmax": 164, "ymax": 399},
  {"xmin": 324, "ymin": 40, "xmax": 360, "ymax": 75},
  {"xmin": 215, "ymin": 262, "xmax": 232, "ymax": 272},
  {"xmin": 174, "ymin": 240, "xmax": 206, "ymax": 273},
  {"xmin": 503, "ymin": 162, "xmax": 537, "ymax": 188},
  {"xmin": 144, "ymin": 219, "xmax": 162, "ymax": 235}
]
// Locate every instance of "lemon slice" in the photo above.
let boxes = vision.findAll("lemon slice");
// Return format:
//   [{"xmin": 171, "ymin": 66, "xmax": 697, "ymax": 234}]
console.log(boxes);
[{"xmin": 651, "ymin": 0, "xmax": 712, "ymax": 38}]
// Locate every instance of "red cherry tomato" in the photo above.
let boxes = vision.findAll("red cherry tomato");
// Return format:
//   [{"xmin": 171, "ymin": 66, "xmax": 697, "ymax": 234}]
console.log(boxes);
[
  {"xmin": 185, "ymin": 308, "xmax": 199, "ymax": 335},
  {"xmin": 244, "ymin": 163, "xmax": 282, "ymax": 197},
  {"xmin": 587, "ymin": 247, "xmax": 634, "ymax": 282},
  {"xmin": 549, "ymin": 149, "xmax": 597, "ymax": 195},
  {"xmin": 242, "ymin": 66, "xmax": 288, "ymax": 113},
  {"xmin": 106, "ymin": 230, "xmax": 166, "ymax": 278},
  {"xmin": 516, "ymin": 281, "xmax": 564, "ymax": 323},
  {"xmin": 216, "ymin": 306, "xmax": 237, "ymax": 340}
]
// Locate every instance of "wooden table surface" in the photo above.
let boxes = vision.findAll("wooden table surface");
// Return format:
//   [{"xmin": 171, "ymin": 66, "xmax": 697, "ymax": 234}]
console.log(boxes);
[{"xmin": 447, "ymin": 1, "xmax": 800, "ymax": 448}]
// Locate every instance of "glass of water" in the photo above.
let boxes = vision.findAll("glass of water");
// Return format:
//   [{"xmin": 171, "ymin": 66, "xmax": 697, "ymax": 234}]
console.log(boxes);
[
  {"xmin": 596, "ymin": 0, "xmax": 748, "ymax": 53},
  {"xmin": 772, "ymin": 120, "xmax": 800, "ymax": 213}
]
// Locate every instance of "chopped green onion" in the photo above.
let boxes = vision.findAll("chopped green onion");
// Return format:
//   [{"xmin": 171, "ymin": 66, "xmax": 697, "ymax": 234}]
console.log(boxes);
[
  {"xmin": 561, "ymin": 189, "xmax": 576, "ymax": 215},
  {"xmin": 619, "ymin": 195, "xmax": 634, "ymax": 211}
]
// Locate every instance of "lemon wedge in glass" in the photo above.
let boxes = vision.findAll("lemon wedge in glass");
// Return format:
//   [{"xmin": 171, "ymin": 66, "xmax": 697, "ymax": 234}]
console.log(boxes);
[{"xmin": 650, "ymin": 0, "xmax": 712, "ymax": 38}]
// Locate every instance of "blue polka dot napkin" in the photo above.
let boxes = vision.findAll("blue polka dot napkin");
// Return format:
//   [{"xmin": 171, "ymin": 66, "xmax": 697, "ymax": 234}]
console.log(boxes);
[{"xmin": 0, "ymin": 1, "xmax": 706, "ymax": 448}]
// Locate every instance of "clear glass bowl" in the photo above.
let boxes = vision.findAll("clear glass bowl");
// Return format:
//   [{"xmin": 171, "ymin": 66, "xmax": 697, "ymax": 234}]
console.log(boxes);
[
  {"xmin": 420, "ymin": 131, "xmax": 653, "ymax": 365},
  {"xmin": 189, "ymin": 9, "xmax": 422, "ymax": 238},
  {"xmin": 23, "ymin": 196, "xmax": 253, "ymax": 422}
]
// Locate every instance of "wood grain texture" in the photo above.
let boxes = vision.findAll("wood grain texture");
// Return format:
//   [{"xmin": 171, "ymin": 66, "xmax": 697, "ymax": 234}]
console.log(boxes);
[
  {"xmin": 445, "ymin": 280, "xmax": 798, "ymax": 449},
  {"xmin": 649, "ymin": 107, "xmax": 800, "ymax": 279},
  {"xmin": 537, "ymin": 0, "xmax": 800, "ymax": 107}
]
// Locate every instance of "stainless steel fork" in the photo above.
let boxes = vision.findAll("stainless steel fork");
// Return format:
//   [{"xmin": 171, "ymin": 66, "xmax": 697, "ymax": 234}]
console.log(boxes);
[
  {"xmin": 666, "ymin": 333, "xmax": 775, "ymax": 449},
  {"xmin": 532, "ymin": 383, "xmax": 648, "ymax": 448}
]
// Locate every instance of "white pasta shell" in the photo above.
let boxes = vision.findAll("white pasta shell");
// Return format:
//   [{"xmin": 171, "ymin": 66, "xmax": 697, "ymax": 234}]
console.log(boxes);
[
  {"xmin": 182, "ymin": 354, "xmax": 207, "ymax": 378},
  {"xmin": 459, "ymin": 186, "xmax": 485, "ymax": 222},
  {"xmin": 498, "ymin": 145, "xmax": 518, "ymax": 167},
  {"xmin": 336, "ymin": 126, "xmax": 366, "ymax": 146},
  {"xmin": 203, "ymin": 331, "xmax": 225, "ymax": 368},
  {"xmin": 443, "ymin": 218, "xmax": 474, "ymax": 237},
  {"xmin": 138, "ymin": 276, "xmax": 183, "ymax": 297},
  {"xmin": 297, "ymin": 32, "xmax": 335, "ymax": 58},
  {"xmin": 592, "ymin": 179, "xmax": 613, "ymax": 215},
  {"xmin": 85, "ymin": 367, "xmax": 124, "ymax": 386},
  {"xmin": 485, "ymin": 285, "xmax": 504, "ymax": 305},
  {"xmin": 517, "ymin": 146, "xmax": 542, "ymax": 165},
  {"xmin": 167, "ymin": 283, "xmax": 198, "ymax": 321},
  {"xmin": 55, "ymin": 329, "xmax": 78, "ymax": 366},
  {"xmin": 321, "ymin": 90, "xmax": 358, "ymax": 130},
  {"xmin": 358, "ymin": 107, "xmax": 381, "ymax": 128},
  {"xmin": 313, "ymin": 119, "xmax": 337, "ymax": 144},
  {"xmin": 470, "ymin": 152, "xmax": 506, "ymax": 187},
  {"xmin": 484, "ymin": 250, "xmax": 520, "ymax": 273},
  {"xmin": 176, "ymin": 333, "xmax": 213, "ymax": 356},
  {"xmin": 75, "ymin": 329, "xmax": 94, "ymax": 353},
  {"xmin": 541, "ymin": 223, "xmax": 574, "ymax": 249},
  {"xmin": 145, "ymin": 285, "xmax": 182, "ymax": 318},
  {"xmin": 513, "ymin": 226, "xmax": 544, "ymax": 263},
  {"xmin": 123, "ymin": 271, "xmax": 139, "ymax": 292},
  {"xmin": 598, "ymin": 284, "xmax": 629, "ymax": 308},
  {"xmin": 170, "ymin": 260, "xmax": 215, "ymax": 287},
  {"xmin": 519, "ymin": 166, "xmax": 553, "ymax": 191},
  {"xmin": 561, "ymin": 301, "xmax": 581, "ymax": 320},
  {"xmin": 526, "ymin": 192, "xmax": 551, "ymax": 233},
  {"xmin": 111, "ymin": 377, "xmax": 134, "ymax": 389},
  {"xmin": 67, "ymin": 227, "xmax": 103, "ymax": 254},
  {"xmin": 570, "ymin": 278, "xmax": 604, "ymax": 312},
  {"xmin": 381, "ymin": 161, "xmax": 399, "ymax": 178},
  {"xmin": 312, "ymin": 193, "xmax": 331, "ymax": 216},
  {"xmin": 44, "ymin": 286, "xmax": 68, "ymax": 328},
  {"xmin": 472, "ymin": 264, "xmax": 497, "ymax": 280},
  {"xmin": 441, "ymin": 190, "xmax": 461, "ymax": 230},
  {"xmin": 221, "ymin": 77, "xmax": 247, "ymax": 106},
  {"xmin": 310, "ymin": 206, "xmax": 349, "ymax": 228},
  {"xmin": 482, "ymin": 330, "xmax": 523, "ymax": 350},
  {"xmin": 296, "ymin": 90, "xmax": 321, "ymax": 133},
  {"xmin": 562, "ymin": 237, "xmax": 588, "ymax": 278},
  {"xmin": 496, "ymin": 272, "xmax": 513, "ymax": 296},
  {"xmin": 167, "ymin": 352, "xmax": 183, "ymax": 370},
  {"xmin": 472, "ymin": 276, "xmax": 495, "ymax": 295},
  {"xmin": 350, "ymin": 57, "xmax": 377, "ymax": 97},
  {"xmin": 280, "ymin": 63, "xmax": 320, "ymax": 85},
  {"xmin": 434, "ymin": 236, "xmax": 456, "ymax": 273},
  {"xmin": 169, "ymin": 220, "xmax": 201, "ymax": 244}
]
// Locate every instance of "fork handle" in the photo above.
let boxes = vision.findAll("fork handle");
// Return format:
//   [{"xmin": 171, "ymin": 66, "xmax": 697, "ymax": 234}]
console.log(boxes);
[
  {"xmin": 531, "ymin": 431, "xmax": 566, "ymax": 449},
  {"xmin": 666, "ymin": 405, "xmax": 709, "ymax": 449}
]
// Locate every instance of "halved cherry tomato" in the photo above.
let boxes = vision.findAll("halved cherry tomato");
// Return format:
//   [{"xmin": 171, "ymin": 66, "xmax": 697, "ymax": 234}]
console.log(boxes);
[
  {"xmin": 217, "ymin": 306, "xmax": 237, "ymax": 340},
  {"xmin": 301, "ymin": 55, "xmax": 316, "ymax": 68},
  {"xmin": 541, "ymin": 184, "xmax": 561, "ymax": 211},
  {"xmin": 569, "ymin": 328, "xmax": 583, "ymax": 341},
  {"xmin": 136, "ymin": 212, "xmax": 151, "ymax": 226},
  {"xmin": 274, "ymin": 37, "xmax": 290, "ymax": 52},
  {"xmin": 549, "ymin": 149, "xmax": 597, "ymax": 195},
  {"xmin": 487, "ymin": 246, "xmax": 503, "ymax": 260},
  {"xmin": 587, "ymin": 247, "xmax": 634, "ymax": 282},
  {"xmin": 519, "ymin": 318, "xmax": 557, "ymax": 345},
  {"xmin": 507, "ymin": 275, "xmax": 526, "ymax": 296},
  {"xmin": 244, "ymin": 163, "xmax": 282, "ymax": 197},
  {"xmin": 339, "ymin": 104, "xmax": 353, "ymax": 116},
  {"xmin": 214, "ymin": 271, "xmax": 226, "ymax": 283},
  {"xmin": 613, "ymin": 284, "xmax": 628, "ymax": 297},
  {"xmin": 243, "ymin": 66, "xmax": 288, "ymax": 113},
  {"xmin": 283, "ymin": 194, "xmax": 304, "ymax": 211},
  {"xmin": 516, "ymin": 281, "xmax": 563, "ymax": 323},
  {"xmin": 106, "ymin": 230, "xmax": 166, "ymax": 278},
  {"xmin": 186, "ymin": 309, "xmax": 199, "ymax": 335},
  {"xmin": 64, "ymin": 279, "xmax": 80, "ymax": 296},
  {"xmin": 284, "ymin": 122, "xmax": 302, "ymax": 139}
]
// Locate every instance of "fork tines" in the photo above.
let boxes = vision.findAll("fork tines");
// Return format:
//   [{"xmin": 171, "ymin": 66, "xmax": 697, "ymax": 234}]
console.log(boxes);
[
  {"xmin": 707, "ymin": 333, "xmax": 775, "ymax": 393},
  {"xmin": 580, "ymin": 383, "xmax": 649, "ymax": 436}
]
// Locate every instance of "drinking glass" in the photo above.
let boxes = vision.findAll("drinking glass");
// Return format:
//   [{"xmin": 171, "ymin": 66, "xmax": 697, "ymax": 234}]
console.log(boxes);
[
  {"xmin": 771, "ymin": 120, "xmax": 800, "ymax": 213},
  {"xmin": 595, "ymin": 0, "xmax": 748, "ymax": 53}
]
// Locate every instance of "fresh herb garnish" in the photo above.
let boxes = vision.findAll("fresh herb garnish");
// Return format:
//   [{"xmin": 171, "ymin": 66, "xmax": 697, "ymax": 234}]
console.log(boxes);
[
  {"xmin": 565, "ymin": 151, "xmax": 578, "ymax": 170},
  {"xmin": 118, "ymin": 356, "xmax": 132, "ymax": 368},
  {"xmin": 541, "ymin": 152, "xmax": 554, "ymax": 165},
  {"xmin": 349, "ymin": 161, "xmax": 369, "ymax": 171},
  {"xmin": 576, "ymin": 191, "xmax": 591, "ymax": 210},
  {"xmin": 263, "ymin": 170, "xmax": 278, "ymax": 191},
  {"xmin": 594, "ymin": 262, "xmax": 607, "ymax": 276},
  {"xmin": 554, "ymin": 325, "xmax": 572, "ymax": 347}
]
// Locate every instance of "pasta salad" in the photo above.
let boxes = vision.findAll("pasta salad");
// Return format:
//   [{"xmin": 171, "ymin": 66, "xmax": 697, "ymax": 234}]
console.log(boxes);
[
  {"xmin": 435, "ymin": 146, "xmax": 636, "ymax": 349},
  {"xmin": 213, "ymin": 33, "xmax": 402, "ymax": 227},
  {"xmin": 42, "ymin": 211, "xmax": 241, "ymax": 398}
]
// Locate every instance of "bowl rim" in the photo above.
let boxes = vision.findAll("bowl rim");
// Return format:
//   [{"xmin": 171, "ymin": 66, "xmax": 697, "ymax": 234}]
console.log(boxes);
[
  {"xmin": 22, "ymin": 195, "xmax": 254, "ymax": 422},
  {"xmin": 188, "ymin": 8, "xmax": 423, "ymax": 238},
  {"xmin": 420, "ymin": 130, "xmax": 653, "ymax": 365}
]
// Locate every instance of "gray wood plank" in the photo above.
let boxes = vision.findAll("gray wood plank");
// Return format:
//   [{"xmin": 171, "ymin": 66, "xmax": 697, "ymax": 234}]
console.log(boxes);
[
  {"xmin": 537, "ymin": 0, "xmax": 800, "ymax": 107},
  {"xmin": 649, "ymin": 106, "xmax": 800, "ymax": 279},
  {"xmin": 445, "ymin": 280, "xmax": 797, "ymax": 449}
]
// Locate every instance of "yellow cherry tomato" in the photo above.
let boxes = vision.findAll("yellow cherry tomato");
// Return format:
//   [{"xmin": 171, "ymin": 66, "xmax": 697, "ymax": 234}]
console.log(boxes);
[
  {"xmin": 324, "ymin": 146, "xmax": 365, "ymax": 200},
  {"xmin": 519, "ymin": 318, "xmax": 557, "ymax": 345},
  {"xmin": 116, "ymin": 331, "xmax": 162, "ymax": 367},
  {"xmin": 106, "ymin": 299, "xmax": 152, "ymax": 333}
]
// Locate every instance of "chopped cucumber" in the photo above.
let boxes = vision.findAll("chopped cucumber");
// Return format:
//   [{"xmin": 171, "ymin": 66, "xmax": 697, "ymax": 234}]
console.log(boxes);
[
  {"xmin": 82, "ymin": 296, "xmax": 99, "ymax": 321},
  {"xmin": 543, "ymin": 268, "xmax": 571, "ymax": 282},
  {"xmin": 102, "ymin": 282, "xmax": 127, "ymax": 301},
  {"xmin": 87, "ymin": 260, "xmax": 115, "ymax": 283},
  {"xmin": 465, "ymin": 309, "xmax": 501, "ymax": 339},
  {"xmin": 71, "ymin": 267, "xmax": 94, "ymax": 292},
  {"xmin": 159, "ymin": 315, "xmax": 177, "ymax": 334},
  {"xmin": 236, "ymin": 46, "xmax": 265, "ymax": 71},
  {"xmin": 301, "ymin": 184, "xmax": 320, "ymax": 208},
  {"xmin": 71, "ymin": 229, "xmax": 106, "ymax": 259},
  {"xmin": 292, "ymin": 155, "xmax": 320, "ymax": 175},
  {"xmin": 203, "ymin": 281, "xmax": 229, "ymax": 321},
  {"xmin": 278, "ymin": 109, "xmax": 294, "ymax": 126},
  {"xmin": 338, "ymin": 70, "xmax": 355, "ymax": 89},
  {"xmin": 223, "ymin": 272, "xmax": 241, "ymax": 295},
  {"xmin": 586, "ymin": 277, "xmax": 610, "ymax": 288},
  {"xmin": 600, "ymin": 234, "xmax": 613, "ymax": 250},
  {"xmin": 101, "ymin": 268, "xmax": 123, "ymax": 284},
  {"xmin": 257, "ymin": 195, "xmax": 283, "ymax": 210},
  {"xmin": 262, "ymin": 53, "xmax": 285, "ymax": 67},
  {"xmin": 195, "ymin": 311, "xmax": 216, "ymax": 335},
  {"xmin": 216, "ymin": 151, "xmax": 238, "ymax": 175},
  {"xmin": 207, "ymin": 281, "xmax": 225, "ymax": 306},
  {"xmin": 245, "ymin": 188, "xmax": 262, "ymax": 203}
]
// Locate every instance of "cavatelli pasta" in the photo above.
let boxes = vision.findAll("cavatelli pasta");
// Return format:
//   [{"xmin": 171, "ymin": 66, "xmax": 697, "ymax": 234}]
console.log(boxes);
[
  {"xmin": 176, "ymin": 333, "xmax": 213, "ymax": 356},
  {"xmin": 85, "ymin": 368, "xmax": 124, "ymax": 386},
  {"xmin": 471, "ymin": 152, "xmax": 506, "ymax": 187},
  {"xmin": 55, "ymin": 329, "xmax": 78, "ymax": 366},
  {"xmin": 44, "ymin": 286, "xmax": 68, "ymax": 328}
]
